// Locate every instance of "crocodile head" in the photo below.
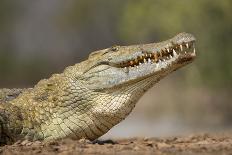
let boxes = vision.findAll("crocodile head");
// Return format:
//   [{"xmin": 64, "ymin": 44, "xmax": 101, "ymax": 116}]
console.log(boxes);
[{"xmin": 79, "ymin": 32, "xmax": 196, "ymax": 92}]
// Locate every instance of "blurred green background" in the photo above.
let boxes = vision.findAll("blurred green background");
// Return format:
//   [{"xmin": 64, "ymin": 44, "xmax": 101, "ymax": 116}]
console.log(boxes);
[{"xmin": 0, "ymin": 0, "xmax": 231, "ymax": 138}]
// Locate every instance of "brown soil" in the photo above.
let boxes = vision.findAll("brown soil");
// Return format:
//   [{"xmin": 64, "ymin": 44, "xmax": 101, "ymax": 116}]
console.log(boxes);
[{"xmin": 1, "ymin": 133, "xmax": 232, "ymax": 155}]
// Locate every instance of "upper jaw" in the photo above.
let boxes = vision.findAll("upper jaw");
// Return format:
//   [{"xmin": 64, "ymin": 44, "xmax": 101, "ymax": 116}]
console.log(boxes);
[
  {"xmin": 85, "ymin": 32, "xmax": 196, "ymax": 72},
  {"xmin": 108, "ymin": 33, "xmax": 196, "ymax": 70}
]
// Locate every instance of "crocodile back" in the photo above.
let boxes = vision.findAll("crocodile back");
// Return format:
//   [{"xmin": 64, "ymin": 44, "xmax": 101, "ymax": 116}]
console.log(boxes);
[{"xmin": 0, "ymin": 89, "xmax": 27, "ymax": 104}]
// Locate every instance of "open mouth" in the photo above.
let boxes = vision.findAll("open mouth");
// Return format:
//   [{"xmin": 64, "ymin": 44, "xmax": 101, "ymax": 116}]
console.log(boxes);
[{"xmin": 118, "ymin": 41, "xmax": 196, "ymax": 69}]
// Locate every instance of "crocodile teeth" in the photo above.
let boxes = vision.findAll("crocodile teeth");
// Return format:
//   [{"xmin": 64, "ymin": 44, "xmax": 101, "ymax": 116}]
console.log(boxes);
[
  {"xmin": 193, "ymin": 48, "xmax": 196, "ymax": 54},
  {"xmin": 143, "ymin": 59, "xmax": 146, "ymax": 63},
  {"xmin": 186, "ymin": 43, "xmax": 189, "ymax": 48},
  {"xmin": 180, "ymin": 45, "xmax": 183, "ymax": 51},
  {"xmin": 185, "ymin": 51, "xmax": 187, "ymax": 54},
  {"xmin": 154, "ymin": 53, "xmax": 158, "ymax": 61},
  {"xmin": 169, "ymin": 55, "xmax": 172, "ymax": 59},
  {"xmin": 148, "ymin": 58, "xmax": 151, "ymax": 63},
  {"xmin": 167, "ymin": 49, "xmax": 170, "ymax": 53},
  {"xmin": 173, "ymin": 49, "xmax": 177, "ymax": 56},
  {"xmin": 139, "ymin": 62, "xmax": 142, "ymax": 65},
  {"xmin": 135, "ymin": 59, "xmax": 138, "ymax": 63}
]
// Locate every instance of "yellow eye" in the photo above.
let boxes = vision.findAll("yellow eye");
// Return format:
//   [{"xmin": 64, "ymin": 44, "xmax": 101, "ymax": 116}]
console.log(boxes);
[{"xmin": 111, "ymin": 45, "xmax": 119, "ymax": 52}]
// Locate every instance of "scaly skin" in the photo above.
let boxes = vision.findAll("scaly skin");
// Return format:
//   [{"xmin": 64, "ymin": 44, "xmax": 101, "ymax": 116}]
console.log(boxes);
[{"xmin": 0, "ymin": 33, "xmax": 196, "ymax": 144}]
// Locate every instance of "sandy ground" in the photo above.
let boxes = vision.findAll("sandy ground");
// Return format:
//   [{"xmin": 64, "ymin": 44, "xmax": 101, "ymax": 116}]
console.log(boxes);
[{"xmin": 1, "ymin": 133, "xmax": 232, "ymax": 155}]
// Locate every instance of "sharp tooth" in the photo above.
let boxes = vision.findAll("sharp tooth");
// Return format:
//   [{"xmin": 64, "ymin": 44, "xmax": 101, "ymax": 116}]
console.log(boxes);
[
  {"xmin": 180, "ymin": 45, "xmax": 183, "ymax": 51},
  {"xmin": 143, "ymin": 59, "xmax": 146, "ymax": 63},
  {"xmin": 135, "ymin": 59, "xmax": 138, "ymax": 63},
  {"xmin": 169, "ymin": 55, "xmax": 172, "ymax": 59},
  {"xmin": 149, "ymin": 54, "xmax": 152, "ymax": 57},
  {"xmin": 159, "ymin": 60, "xmax": 162, "ymax": 63},
  {"xmin": 185, "ymin": 51, "xmax": 187, "ymax": 54},
  {"xmin": 173, "ymin": 49, "xmax": 177, "ymax": 56},
  {"xmin": 148, "ymin": 58, "xmax": 151, "ymax": 63},
  {"xmin": 136, "ymin": 65, "xmax": 139, "ymax": 69},
  {"xmin": 186, "ymin": 43, "xmax": 189, "ymax": 48},
  {"xmin": 193, "ymin": 48, "xmax": 196, "ymax": 54},
  {"xmin": 154, "ymin": 53, "xmax": 158, "ymax": 62},
  {"xmin": 139, "ymin": 62, "xmax": 142, "ymax": 65},
  {"xmin": 167, "ymin": 49, "xmax": 170, "ymax": 53}
]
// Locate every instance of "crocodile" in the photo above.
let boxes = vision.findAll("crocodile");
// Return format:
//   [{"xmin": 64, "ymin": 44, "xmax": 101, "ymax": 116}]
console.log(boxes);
[{"xmin": 0, "ymin": 32, "xmax": 196, "ymax": 144}]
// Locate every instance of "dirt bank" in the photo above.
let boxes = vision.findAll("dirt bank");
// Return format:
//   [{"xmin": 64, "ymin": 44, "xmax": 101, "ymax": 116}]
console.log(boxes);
[{"xmin": 1, "ymin": 133, "xmax": 232, "ymax": 155}]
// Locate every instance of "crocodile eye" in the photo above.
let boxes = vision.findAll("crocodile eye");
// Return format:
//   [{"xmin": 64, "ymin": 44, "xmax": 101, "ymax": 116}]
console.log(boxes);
[{"xmin": 111, "ymin": 45, "xmax": 120, "ymax": 52}]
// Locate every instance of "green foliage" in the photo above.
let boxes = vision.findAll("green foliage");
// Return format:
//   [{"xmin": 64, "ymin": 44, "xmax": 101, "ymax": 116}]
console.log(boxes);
[{"xmin": 59, "ymin": 0, "xmax": 122, "ymax": 30}]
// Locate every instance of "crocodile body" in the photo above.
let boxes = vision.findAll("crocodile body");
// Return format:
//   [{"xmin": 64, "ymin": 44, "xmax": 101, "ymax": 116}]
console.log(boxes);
[{"xmin": 0, "ymin": 33, "xmax": 196, "ymax": 144}]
